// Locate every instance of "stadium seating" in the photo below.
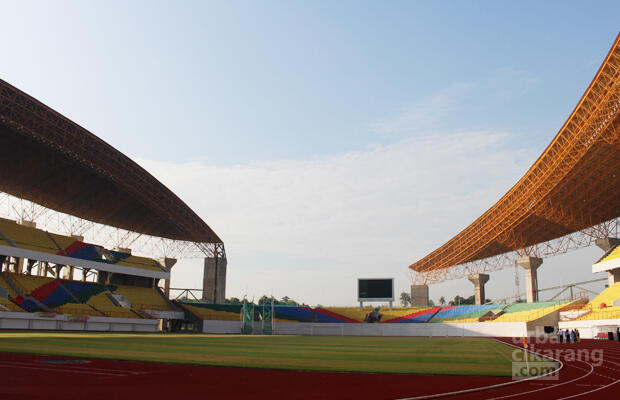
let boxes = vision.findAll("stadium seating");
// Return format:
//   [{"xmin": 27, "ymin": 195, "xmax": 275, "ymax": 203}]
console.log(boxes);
[
  {"xmin": 181, "ymin": 302, "xmax": 242, "ymax": 321},
  {"xmin": 0, "ymin": 296, "xmax": 24, "ymax": 312},
  {"xmin": 575, "ymin": 305, "xmax": 620, "ymax": 321},
  {"xmin": 272, "ymin": 305, "xmax": 314, "ymax": 322},
  {"xmin": 430, "ymin": 304, "xmax": 499, "ymax": 323},
  {"xmin": 113, "ymin": 254, "xmax": 165, "ymax": 272},
  {"xmin": 599, "ymin": 244, "xmax": 620, "ymax": 264},
  {"xmin": 492, "ymin": 301, "xmax": 570, "ymax": 322},
  {"xmin": 109, "ymin": 284, "xmax": 173, "ymax": 311},
  {"xmin": 0, "ymin": 218, "xmax": 164, "ymax": 272},
  {"xmin": 315, "ymin": 307, "xmax": 367, "ymax": 323},
  {"xmin": 86, "ymin": 290, "xmax": 143, "ymax": 318},
  {"xmin": 381, "ymin": 307, "xmax": 441, "ymax": 323},
  {"xmin": 0, "ymin": 272, "xmax": 22, "ymax": 299},
  {"xmin": 587, "ymin": 282, "xmax": 620, "ymax": 308},
  {"xmin": 0, "ymin": 218, "xmax": 59, "ymax": 253},
  {"xmin": 53, "ymin": 303, "xmax": 104, "ymax": 316},
  {"xmin": 0, "ymin": 272, "xmax": 146, "ymax": 318}
]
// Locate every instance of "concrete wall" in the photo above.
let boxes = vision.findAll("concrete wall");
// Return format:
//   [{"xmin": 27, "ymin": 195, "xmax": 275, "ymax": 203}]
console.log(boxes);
[
  {"xmin": 273, "ymin": 321, "xmax": 528, "ymax": 337},
  {"xmin": 202, "ymin": 257, "xmax": 226, "ymax": 303},
  {"xmin": 0, "ymin": 311, "xmax": 159, "ymax": 332},
  {"xmin": 526, "ymin": 310, "xmax": 560, "ymax": 332},
  {"xmin": 202, "ymin": 320, "xmax": 240, "ymax": 334},
  {"xmin": 559, "ymin": 318, "xmax": 620, "ymax": 339},
  {"xmin": 200, "ymin": 318, "xmax": 528, "ymax": 337}
]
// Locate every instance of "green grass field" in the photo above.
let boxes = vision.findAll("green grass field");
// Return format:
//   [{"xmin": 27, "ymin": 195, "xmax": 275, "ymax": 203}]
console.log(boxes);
[{"xmin": 0, "ymin": 332, "xmax": 554, "ymax": 376}]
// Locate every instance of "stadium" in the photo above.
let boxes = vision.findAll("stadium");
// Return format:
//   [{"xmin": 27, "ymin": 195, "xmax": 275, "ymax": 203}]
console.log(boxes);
[{"xmin": 0, "ymin": 23, "xmax": 619, "ymax": 400}]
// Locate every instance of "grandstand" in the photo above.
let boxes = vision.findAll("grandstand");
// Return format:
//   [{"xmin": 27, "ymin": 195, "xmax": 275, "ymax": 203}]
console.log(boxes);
[
  {"xmin": 0, "ymin": 32, "xmax": 618, "ymax": 339},
  {"xmin": 0, "ymin": 77, "xmax": 225, "ymax": 332}
]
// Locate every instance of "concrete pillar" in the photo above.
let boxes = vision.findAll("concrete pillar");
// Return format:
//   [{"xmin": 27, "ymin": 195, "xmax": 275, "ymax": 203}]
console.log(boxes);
[
  {"xmin": 410, "ymin": 285, "xmax": 429, "ymax": 307},
  {"xmin": 158, "ymin": 257, "xmax": 177, "ymax": 298},
  {"xmin": 606, "ymin": 269, "xmax": 620, "ymax": 287},
  {"xmin": 61, "ymin": 266, "xmax": 75, "ymax": 280},
  {"xmin": 18, "ymin": 220, "xmax": 36, "ymax": 228},
  {"xmin": 595, "ymin": 237, "xmax": 620, "ymax": 252},
  {"xmin": 202, "ymin": 256, "xmax": 227, "ymax": 303},
  {"xmin": 595, "ymin": 238, "xmax": 620, "ymax": 287},
  {"xmin": 517, "ymin": 256, "xmax": 543, "ymax": 303},
  {"xmin": 468, "ymin": 273, "xmax": 490, "ymax": 305},
  {"xmin": 16, "ymin": 258, "xmax": 24, "ymax": 274}
]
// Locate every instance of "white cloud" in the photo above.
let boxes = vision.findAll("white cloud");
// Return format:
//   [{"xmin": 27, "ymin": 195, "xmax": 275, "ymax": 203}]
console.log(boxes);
[
  {"xmin": 373, "ymin": 83, "xmax": 475, "ymax": 137},
  {"xmin": 138, "ymin": 129, "xmax": 535, "ymax": 306}
]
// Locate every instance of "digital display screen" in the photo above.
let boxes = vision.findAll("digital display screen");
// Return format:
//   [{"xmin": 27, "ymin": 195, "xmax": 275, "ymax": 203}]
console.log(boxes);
[{"xmin": 358, "ymin": 279, "xmax": 393, "ymax": 299}]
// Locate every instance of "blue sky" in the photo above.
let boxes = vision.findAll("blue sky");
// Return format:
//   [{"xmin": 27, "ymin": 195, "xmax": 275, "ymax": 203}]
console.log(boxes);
[{"xmin": 1, "ymin": 1, "xmax": 618, "ymax": 305}]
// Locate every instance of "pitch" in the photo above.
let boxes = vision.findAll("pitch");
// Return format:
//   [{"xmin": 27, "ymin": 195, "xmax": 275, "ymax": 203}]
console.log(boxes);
[{"xmin": 0, "ymin": 332, "xmax": 554, "ymax": 376}]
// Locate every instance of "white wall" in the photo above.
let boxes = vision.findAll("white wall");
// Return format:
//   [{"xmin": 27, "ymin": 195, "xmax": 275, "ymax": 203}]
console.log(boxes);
[
  {"xmin": 559, "ymin": 319, "xmax": 620, "ymax": 339},
  {"xmin": 0, "ymin": 311, "xmax": 159, "ymax": 332},
  {"xmin": 202, "ymin": 320, "xmax": 241, "ymax": 334},
  {"xmin": 273, "ymin": 321, "xmax": 527, "ymax": 337}
]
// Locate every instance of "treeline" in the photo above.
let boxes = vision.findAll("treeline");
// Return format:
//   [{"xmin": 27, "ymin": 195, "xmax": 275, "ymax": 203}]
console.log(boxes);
[
  {"xmin": 399, "ymin": 292, "xmax": 492, "ymax": 307},
  {"xmin": 224, "ymin": 295, "xmax": 308, "ymax": 306}
]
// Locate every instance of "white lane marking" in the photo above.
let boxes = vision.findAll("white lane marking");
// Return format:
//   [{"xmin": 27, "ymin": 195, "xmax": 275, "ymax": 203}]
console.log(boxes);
[
  {"xmin": 0, "ymin": 363, "xmax": 129, "ymax": 376},
  {"xmin": 487, "ymin": 360, "xmax": 594, "ymax": 400},
  {"xmin": 0, "ymin": 361, "xmax": 144, "ymax": 376},
  {"xmin": 394, "ymin": 339, "xmax": 563, "ymax": 400}
]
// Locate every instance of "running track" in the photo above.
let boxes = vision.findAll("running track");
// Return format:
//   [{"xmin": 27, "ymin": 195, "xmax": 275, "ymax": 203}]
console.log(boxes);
[{"xmin": 0, "ymin": 338, "xmax": 617, "ymax": 399}]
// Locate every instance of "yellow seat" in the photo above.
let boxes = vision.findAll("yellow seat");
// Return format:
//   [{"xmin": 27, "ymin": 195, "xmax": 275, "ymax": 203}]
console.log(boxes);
[{"xmin": 111, "ymin": 285, "xmax": 172, "ymax": 311}]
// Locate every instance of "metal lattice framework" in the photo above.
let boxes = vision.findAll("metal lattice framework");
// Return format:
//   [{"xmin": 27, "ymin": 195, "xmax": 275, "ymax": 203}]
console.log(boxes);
[
  {"xmin": 410, "ymin": 34, "xmax": 620, "ymax": 284},
  {"xmin": 0, "ymin": 78, "xmax": 222, "ymax": 245}
]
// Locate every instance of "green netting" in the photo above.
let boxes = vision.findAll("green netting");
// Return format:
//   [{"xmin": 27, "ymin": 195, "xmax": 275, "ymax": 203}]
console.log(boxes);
[{"xmin": 242, "ymin": 302, "xmax": 254, "ymax": 334}]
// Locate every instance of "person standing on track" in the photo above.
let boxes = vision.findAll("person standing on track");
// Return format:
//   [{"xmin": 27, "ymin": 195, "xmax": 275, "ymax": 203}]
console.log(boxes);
[
  {"xmin": 558, "ymin": 329, "xmax": 563, "ymax": 344},
  {"xmin": 565, "ymin": 329, "xmax": 571, "ymax": 344}
]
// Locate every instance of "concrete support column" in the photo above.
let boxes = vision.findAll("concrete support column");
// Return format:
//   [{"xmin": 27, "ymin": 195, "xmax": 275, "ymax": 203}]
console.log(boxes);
[
  {"xmin": 595, "ymin": 237, "xmax": 620, "ymax": 252},
  {"xmin": 158, "ymin": 257, "xmax": 177, "ymax": 298},
  {"xmin": 410, "ymin": 285, "xmax": 429, "ymax": 307},
  {"xmin": 517, "ymin": 256, "xmax": 543, "ymax": 303},
  {"xmin": 202, "ymin": 256, "xmax": 227, "ymax": 303},
  {"xmin": 16, "ymin": 258, "xmax": 24, "ymax": 274},
  {"xmin": 468, "ymin": 273, "xmax": 490, "ymax": 305},
  {"xmin": 608, "ymin": 270, "xmax": 620, "ymax": 287},
  {"xmin": 595, "ymin": 238, "xmax": 620, "ymax": 287}
]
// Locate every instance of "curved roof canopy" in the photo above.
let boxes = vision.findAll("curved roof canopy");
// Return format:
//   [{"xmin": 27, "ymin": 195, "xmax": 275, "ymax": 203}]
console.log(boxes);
[
  {"xmin": 410, "ymin": 34, "xmax": 620, "ymax": 275},
  {"xmin": 0, "ymin": 79, "xmax": 222, "ymax": 244}
]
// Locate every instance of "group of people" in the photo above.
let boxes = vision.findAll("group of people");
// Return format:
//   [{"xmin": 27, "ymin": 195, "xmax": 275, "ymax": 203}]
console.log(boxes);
[{"xmin": 557, "ymin": 328, "xmax": 580, "ymax": 344}]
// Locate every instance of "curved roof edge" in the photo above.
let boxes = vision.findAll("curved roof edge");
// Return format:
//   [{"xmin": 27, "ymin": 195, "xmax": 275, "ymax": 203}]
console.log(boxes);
[
  {"xmin": 0, "ymin": 79, "xmax": 222, "ymax": 244},
  {"xmin": 410, "ymin": 34, "xmax": 620, "ymax": 274}
]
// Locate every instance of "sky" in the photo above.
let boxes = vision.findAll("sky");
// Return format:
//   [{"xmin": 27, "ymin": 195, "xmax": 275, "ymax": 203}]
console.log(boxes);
[{"xmin": 1, "ymin": 1, "xmax": 618, "ymax": 306}]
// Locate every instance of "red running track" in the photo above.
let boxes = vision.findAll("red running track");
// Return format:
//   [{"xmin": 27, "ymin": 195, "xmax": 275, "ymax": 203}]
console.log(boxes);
[{"xmin": 0, "ymin": 338, "xmax": 618, "ymax": 399}]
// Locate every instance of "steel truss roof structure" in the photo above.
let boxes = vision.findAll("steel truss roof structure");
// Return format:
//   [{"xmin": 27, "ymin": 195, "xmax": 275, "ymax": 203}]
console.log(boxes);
[
  {"xmin": 0, "ymin": 79, "xmax": 222, "ymax": 248},
  {"xmin": 410, "ymin": 34, "xmax": 620, "ymax": 284}
]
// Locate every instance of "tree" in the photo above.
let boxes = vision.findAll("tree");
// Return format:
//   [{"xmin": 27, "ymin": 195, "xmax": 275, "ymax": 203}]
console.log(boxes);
[
  {"xmin": 258, "ymin": 295, "xmax": 273, "ymax": 305},
  {"xmin": 449, "ymin": 295, "xmax": 475, "ymax": 306},
  {"xmin": 225, "ymin": 297, "xmax": 241, "ymax": 304},
  {"xmin": 428, "ymin": 299, "xmax": 435, "ymax": 306},
  {"xmin": 439, "ymin": 296, "xmax": 446, "ymax": 306},
  {"xmin": 399, "ymin": 291, "xmax": 411, "ymax": 306}
]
